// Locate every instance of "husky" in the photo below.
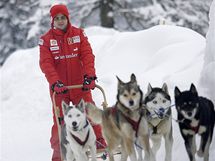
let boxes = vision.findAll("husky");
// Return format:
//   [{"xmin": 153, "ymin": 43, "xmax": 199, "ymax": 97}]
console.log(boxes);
[
  {"xmin": 142, "ymin": 83, "xmax": 173, "ymax": 161},
  {"xmin": 174, "ymin": 84, "xmax": 215, "ymax": 161},
  {"xmin": 61, "ymin": 99, "xmax": 97, "ymax": 161},
  {"xmin": 86, "ymin": 74, "xmax": 153, "ymax": 161}
]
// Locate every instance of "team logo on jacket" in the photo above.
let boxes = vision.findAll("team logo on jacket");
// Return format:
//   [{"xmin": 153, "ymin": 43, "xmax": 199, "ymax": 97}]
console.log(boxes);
[
  {"xmin": 67, "ymin": 37, "xmax": 73, "ymax": 45},
  {"xmin": 50, "ymin": 39, "xmax": 58, "ymax": 46},
  {"xmin": 72, "ymin": 36, "xmax": 80, "ymax": 43}
]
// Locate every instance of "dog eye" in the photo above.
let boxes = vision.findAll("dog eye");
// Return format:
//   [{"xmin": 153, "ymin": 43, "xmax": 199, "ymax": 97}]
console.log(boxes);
[
  {"xmin": 68, "ymin": 114, "xmax": 72, "ymax": 118},
  {"xmin": 77, "ymin": 114, "xmax": 80, "ymax": 117},
  {"xmin": 132, "ymin": 93, "xmax": 136, "ymax": 96},
  {"xmin": 123, "ymin": 94, "xmax": 128, "ymax": 97},
  {"xmin": 153, "ymin": 100, "xmax": 157, "ymax": 104},
  {"xmin": 183, "ymin": 102, "xmax": 187, "ymax": 105}
]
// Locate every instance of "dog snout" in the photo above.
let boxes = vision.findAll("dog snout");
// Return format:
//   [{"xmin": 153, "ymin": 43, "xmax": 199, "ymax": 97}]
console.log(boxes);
[
  {"xmin": 72, "ymin": 121, "xmax": 77, "ymax": 127},
  {"xmin": 187, "ymin": 111, "xmax": 193, "ymax": 117},
  {"xmin": 129, "ymin": 100, "xmax": 134, "ymax": 106},
  {"xmin": 159, "ymin": 107, "xmax": 165, "ymax": 113}
]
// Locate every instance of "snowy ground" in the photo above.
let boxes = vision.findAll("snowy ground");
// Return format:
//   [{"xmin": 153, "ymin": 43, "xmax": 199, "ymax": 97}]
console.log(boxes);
[{"xmin": 1, "ymin": 25, "xmax": 215, "ymax": 161}]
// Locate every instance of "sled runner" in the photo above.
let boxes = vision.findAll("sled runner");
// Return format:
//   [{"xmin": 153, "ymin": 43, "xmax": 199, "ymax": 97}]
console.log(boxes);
[{"xmin": 52, "ymin": 84, "xmax": 117, "ymax": 160}]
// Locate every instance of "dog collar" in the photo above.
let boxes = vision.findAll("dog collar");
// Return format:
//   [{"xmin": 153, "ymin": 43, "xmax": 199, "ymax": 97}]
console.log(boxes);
[
  {"xmin": 83, "ymin": 120, "xmax": 89, "ymax": 129},
  {"xmin": 71, "ymin": 129, "xmax": 90, "ymax": 147}
]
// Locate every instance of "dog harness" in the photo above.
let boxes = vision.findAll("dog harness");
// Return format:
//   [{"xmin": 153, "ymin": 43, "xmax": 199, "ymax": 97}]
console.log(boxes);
[
  {"xmin": 123, "ymin": 113, "xmax": 142, "ymax": 137},
  {"xmin": 70, "ymin": 120, "xmax": 90, "ymax": 147},
  {"xmin": 110, "ymin": 106, "xmax": 143, "ymax": 137},
  {"xmin": 146, "ymin": 108, "xmax": 171, "ymax": 134}
]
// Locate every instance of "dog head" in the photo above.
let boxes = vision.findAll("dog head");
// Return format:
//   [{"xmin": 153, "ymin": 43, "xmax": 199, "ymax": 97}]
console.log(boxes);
[
  {"xmin": 144, "ymin": 83, "xmax": 171, "ymax": 119},
  {"xmin": 174, "ymin": 83, "xmax": 199, "ymax": 120},
  {"xmin": 116, "ymin": 73, "xmax": 143, "ymax": 110},
  {"xmin": 62, "ymin": 99, "xmax": 87, "ymax": 131}
]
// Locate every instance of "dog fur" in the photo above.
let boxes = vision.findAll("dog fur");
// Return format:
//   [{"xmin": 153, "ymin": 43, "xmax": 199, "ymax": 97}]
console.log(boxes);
[
  {"xmin": 86, "ymin": 74, "xmax": 153, "ymax": 161},
  {"xmin": 174, "ymin": 84, "xmax": 215, "ymax": 161},
  {"xmin": 143, "ymin": 83, "xmax": 173, "ymax": 161},
  {"xmin": 61, "ymin": 99, "xmax": 97, "ymax": 161}
]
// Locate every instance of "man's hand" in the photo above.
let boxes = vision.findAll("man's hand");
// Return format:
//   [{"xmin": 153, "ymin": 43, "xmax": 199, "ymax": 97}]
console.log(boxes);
[
  {"xmin": 52, "ymin": 81, "xmax": 68, "ymax": 94},
  {"xmin": 82, "ymin": 75, "xmax": 97, "ymax": 91}
]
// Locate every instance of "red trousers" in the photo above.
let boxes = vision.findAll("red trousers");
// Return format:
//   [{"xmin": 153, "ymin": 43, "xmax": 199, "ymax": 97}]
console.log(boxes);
[{"xmin": 50, "ymin": 91, "xmax": 103, "ymax": 161}]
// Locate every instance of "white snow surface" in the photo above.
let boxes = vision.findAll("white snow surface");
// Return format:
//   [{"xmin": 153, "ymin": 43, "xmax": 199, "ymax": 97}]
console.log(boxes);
[{"xmin": 1, "ymin": 25, "xmax": 215, "ymax": 161}]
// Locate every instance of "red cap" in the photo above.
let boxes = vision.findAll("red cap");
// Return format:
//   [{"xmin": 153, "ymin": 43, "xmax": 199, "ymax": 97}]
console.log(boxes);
[{"xmin": 50, "ymin": 4, "xmax": 69, "ymax": 19}]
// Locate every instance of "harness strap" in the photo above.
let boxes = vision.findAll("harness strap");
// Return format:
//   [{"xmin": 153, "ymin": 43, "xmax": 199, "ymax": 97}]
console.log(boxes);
[
  {"xmin": 110, "ymin": 106, "xmax": 142, "ymax": 137},
  {"xmin": 123, "ymin": 114, "xmax": 142, "ymax": 137},
  {"xmin": 71, "ymin": 130, "xmax": 90, "ymax": 147}
]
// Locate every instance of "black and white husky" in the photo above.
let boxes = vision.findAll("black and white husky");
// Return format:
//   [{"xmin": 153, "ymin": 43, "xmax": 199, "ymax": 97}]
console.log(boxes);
[
  {"xmin": 174, "ymin": 84, "xmax": 215, "ymax": 161},
  {"xmin": 143, "ymin": 83, "xmax": 173, "ymax": 161},
  {"xmin": 61, "ymin": 99, "xmax": 97, "ymax": 161}
]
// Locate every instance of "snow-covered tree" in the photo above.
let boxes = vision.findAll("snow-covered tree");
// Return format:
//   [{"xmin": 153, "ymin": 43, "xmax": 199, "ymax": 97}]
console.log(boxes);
[
  {"xmin": 0, "ymin": 0, "xmax": 39, "ymax": 65},
  {"xmin": 0, "ymin": 0, "xmax": 213, "ymax": 65},
  {"xmin": 200, "ymin": 0, "xmax": 215, "ymax": 103}
]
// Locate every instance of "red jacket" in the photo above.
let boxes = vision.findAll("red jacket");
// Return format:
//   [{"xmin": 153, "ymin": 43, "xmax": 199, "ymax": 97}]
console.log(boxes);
[{"xmin": 39, "ymin": 25, "xmax": 96, "ymax": 95}]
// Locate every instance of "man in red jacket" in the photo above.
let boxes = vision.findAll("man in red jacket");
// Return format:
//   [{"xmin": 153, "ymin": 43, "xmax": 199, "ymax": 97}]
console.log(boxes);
[{"xmin": 39, "ymin": 4, "xmax": 106, "ymax": 161}]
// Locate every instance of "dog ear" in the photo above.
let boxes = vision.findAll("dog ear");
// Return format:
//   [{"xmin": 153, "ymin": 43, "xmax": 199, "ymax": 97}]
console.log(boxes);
[
  {"xmin": 147, "ymin": 83, "xmax": 153, "ymax": 93},
  {"xmin": 190, "ymin": 83, "xmax": 198, "ymax": 95},
  {"xmin": 162, "ymin": 83, "xmax": 169, "ymax": 94},
  {"xmin": 77, "ymin": 99, "xmax": 85, "ymax": 113},
  {"xmin": 62, "ymin": 101, "xmax": 69, "ymax": 115},
  {"xmin": 116, "ymin": 75, "xmax": 125, "ymax": 88},
  {"xmin": 130, "ymin": 73, "xmax": 137, "ymax": 83},
  {"xmin": 174, "ymin": 86, "xmax": 181, "ymax": 97}
]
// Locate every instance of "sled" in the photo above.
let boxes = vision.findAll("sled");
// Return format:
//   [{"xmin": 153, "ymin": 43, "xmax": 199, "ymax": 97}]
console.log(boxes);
[{"xmin": 52, "ymin": 84, "xmax": 112, "ymax": 160}]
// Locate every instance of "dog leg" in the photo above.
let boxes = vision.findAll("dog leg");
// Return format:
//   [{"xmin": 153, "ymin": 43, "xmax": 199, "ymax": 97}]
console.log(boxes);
[
  {"xmin": 122, "ymin": 138, "xmax": 136, "ymax": 161},
  {"xmin": 164, "ymin": 128, "xmax": 173, "ymax": 161},
  {"xmin": 198, "ymin": 133, "xmax": 211, "ymax": 161},
  {"xmin": 201, "ymin": 135, "xmax": 211, "ymax": 161},
  {"xmin": 106, "ymin": 145, "xmax": 115, "ymax": 161},
  {"xmin": 120, "ymin": 145, "xmax": 128, "ymax": 161},
  {"xmin": 89, "ymin": 145, "xmax": 97, "ymax": 161},
  {"xmin": 74, "ymin": 151, "xmax": 88, "ymax": 161},
  {"xmin": 184, "ymin": 136, "xmax": 196, "ymax": 161},
  {"xmin": 135, "ymin": 139, "xmax": 143, "ymax": 161},
  {"xmin": 138, "ymin": 135, "xmax": 154, "ymax": 161},
  {"xmin": 151, "ymin": 134, "xmax": 161, "ymax": 158}
]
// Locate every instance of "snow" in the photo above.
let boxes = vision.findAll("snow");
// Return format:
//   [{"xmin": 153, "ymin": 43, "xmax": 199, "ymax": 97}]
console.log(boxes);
[
  {"xmin": 1, "ymin": 24, "xmax": 215, "ymax": 161},
  {"xmin": 199, "ymin": 0, "xmax": 215, "ymax": 103}
]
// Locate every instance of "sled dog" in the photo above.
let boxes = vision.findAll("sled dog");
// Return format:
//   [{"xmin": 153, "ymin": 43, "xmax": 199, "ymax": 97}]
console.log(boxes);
[
  {"xmin": 142, "ymin": 83, "xmax": 173, "ymax": 161},
  {"xmin": 174, "ymin": 84, "xmax": 215, "ymax": 161},
  {"xmin": 61, "ymin": 99, "xmax": 97, "ymax": 161},
  {"xmin": 86, "ymin": 74, "xmax": 153, "ymax": 161}
]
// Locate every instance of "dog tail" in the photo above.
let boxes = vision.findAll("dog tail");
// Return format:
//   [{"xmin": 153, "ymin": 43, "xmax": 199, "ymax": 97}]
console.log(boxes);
[{"xmin": 86, "ymin": 103, "xmax": 103, "ymax": 124}]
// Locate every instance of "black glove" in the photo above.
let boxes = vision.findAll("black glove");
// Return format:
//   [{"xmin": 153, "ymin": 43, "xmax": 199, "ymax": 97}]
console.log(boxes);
[
  {"xmin": 51, "ymin": 81, "xmax": 68, "ymax": 94},
  {"xmin": 82, "ymin": 75, "xmax": 97, "ymax": 91}
]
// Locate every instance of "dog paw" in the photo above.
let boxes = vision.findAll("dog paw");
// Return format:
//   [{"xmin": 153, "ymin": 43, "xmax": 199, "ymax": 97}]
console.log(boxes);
[{"xmin": 197, "ymin": 150, "xmax": 203, "ymax": 157}]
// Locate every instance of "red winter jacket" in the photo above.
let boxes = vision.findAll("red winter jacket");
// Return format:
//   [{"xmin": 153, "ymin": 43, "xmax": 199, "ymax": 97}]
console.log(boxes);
[{"xmin": 39, "ymin": 25, "xmax": 96, "ymax": 96}]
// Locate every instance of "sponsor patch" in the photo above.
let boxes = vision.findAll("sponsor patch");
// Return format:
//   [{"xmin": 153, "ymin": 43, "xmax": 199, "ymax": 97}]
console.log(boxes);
[
  {"xmin": 38, "ymin": 39, "xmax": 44, "ymax": 45},
  {"xmin": 67, "ymin": 37, "xmax": 73, "ymax": 45},
  {"xmin": 50, "ymin": 39, "xmax": 58, "ymax": 46},
  {"xmin": 54, "ymin": 56, "xmax": 59, "ymax": 60},
  {"xmin": 73, "ymin": 47, "xmax": 78, "ymax": 51},
  {"xmin": 54, "ymin": 53, "xmax": 78, "ymax": 60},
  {"xmin": 50, "ymin": 46, "xmax": 59, "ymax": 51},
  {"xmin": 72, "ymin": 36, "xmax": 80, "ymax": 43},
  {"xmin": 52, "ymin": 51, "xmax": 59, "ymax": 54}
]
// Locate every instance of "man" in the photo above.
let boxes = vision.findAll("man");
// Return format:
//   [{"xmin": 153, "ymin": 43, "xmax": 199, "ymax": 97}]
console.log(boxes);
[{"xmin": 39, "ymin": 4, "xmax": 106, "ymax": 161}]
